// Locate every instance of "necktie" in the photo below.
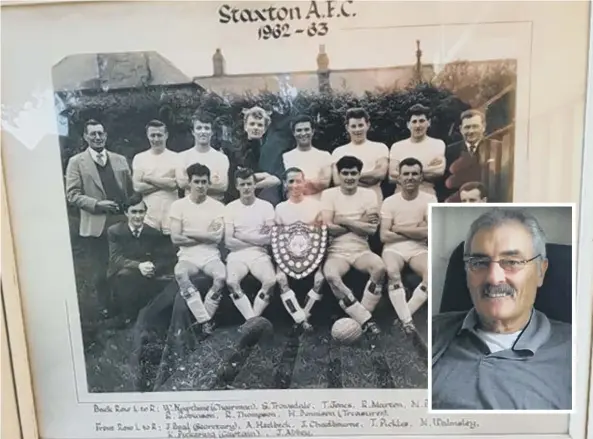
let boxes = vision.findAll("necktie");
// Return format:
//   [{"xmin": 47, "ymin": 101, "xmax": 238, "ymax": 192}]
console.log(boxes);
[
  {"xmin": 469, "ymin": 144, "xmax": 477, "ymax": 156},
  {"xmin": 96, "ymin": 153, "xmax": 105, "ymax": 167},
  {"xmin": 133, "ymin": 228, "xmax": 140, "ymax": 238}
]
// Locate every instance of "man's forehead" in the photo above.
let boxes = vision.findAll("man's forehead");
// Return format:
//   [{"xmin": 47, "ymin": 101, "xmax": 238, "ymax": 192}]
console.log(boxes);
[
  {"xmin": 246, "ymin": 116, "xmax": 265, "ymax": 124},
  {"xmin": 347, "ymin": 117, "xmax": 367, "ymax": 125},
  {"xmin": 340, "ymin": 167, "xmax": 359, "ymax": 173},
  {"xmin": 194, "ymin": 121, "xmax": 212, "ymax": 128},
  {"xmin": 401, "ymin": 164, "xmax": 421, "ymax": 173},
  {"xmin": 410, "ymin": 115, "xmax": 427, "ymax": 121},
  {"xmin": 286, "ymin": 171, "xmax": 303, "ymax": 180},
  {"xmin": 462, "ymin": 115, "xmax": 483, "ymax": 125},
  {"xmin": 294, "ymin": 121, "xmax": 312, "ymax": 130},
  {"xmin": 86, "ymin": 124, "xmax": 104, "ymax": 132},
  {"xmin": 461, "ymin": 188, "xmax": 481, "ymax": 198},
  {"xmin": 470, "ymin": 222, "xmax": 532, "ymax": 254},
  {"xmin": 147, "ymin": 126, "xmax": 166, "ymax": 133}
]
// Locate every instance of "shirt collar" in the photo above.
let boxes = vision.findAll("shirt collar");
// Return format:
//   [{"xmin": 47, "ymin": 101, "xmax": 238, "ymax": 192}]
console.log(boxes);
[
  {"xmin": 457, "ymin": 307, "xmax": 551, "ymax": 354},
  {"xmin": 88, "ymin": 147, "xmax": 106, "ymax": 163},
  {"xmin": 129, "ymin": 224, "xmax": 143, "ymax": 235},
  {"xmin": 465, "ymin": 139, "xmax": 483, "ymax": 152}
]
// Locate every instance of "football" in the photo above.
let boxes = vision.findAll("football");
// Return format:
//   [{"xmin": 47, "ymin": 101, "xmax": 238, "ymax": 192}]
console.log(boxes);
[
  {"xmin": 331, "ymin": 318, "xmax": 363, "ymax": 345},
  {"xmin": 238, "ymin": 316, "xmax": 274, "ymax": 348}
]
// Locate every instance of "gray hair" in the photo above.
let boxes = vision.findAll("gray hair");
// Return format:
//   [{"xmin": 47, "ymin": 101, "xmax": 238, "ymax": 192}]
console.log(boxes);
[{"xmin": 464, "ymin": 208, "xmax": 547, "ymax": 260}]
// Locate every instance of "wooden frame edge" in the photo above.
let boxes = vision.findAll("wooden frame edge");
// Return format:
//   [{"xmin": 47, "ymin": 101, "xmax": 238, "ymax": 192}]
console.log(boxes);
[{"xmin": 1, "ymin": 153, "xmax": 40, "ymax": 439}]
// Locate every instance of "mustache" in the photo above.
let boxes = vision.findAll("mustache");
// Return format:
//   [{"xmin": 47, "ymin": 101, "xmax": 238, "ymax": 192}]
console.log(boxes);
[{"xmin": 481, "ymin": 283, "xmax": 516, "ymax": 297}]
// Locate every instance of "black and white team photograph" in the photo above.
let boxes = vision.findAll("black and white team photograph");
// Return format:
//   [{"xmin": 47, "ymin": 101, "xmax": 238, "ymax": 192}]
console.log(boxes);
[{"xmin": 54, "ymin": 41, "xmax": 517, "ymax": 392}]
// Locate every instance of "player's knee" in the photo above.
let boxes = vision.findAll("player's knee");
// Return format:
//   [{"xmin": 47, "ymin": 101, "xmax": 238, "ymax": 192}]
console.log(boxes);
[
  {"xmin": 313, "ymin": 273, "xmax": 325, "ymax": 291},
  {"xmin": 275, "ymin": 272, "xmax": 289, "ymax": 289},
  {"xmin": 371, "ymin": 264, "xmax": 386, "ymax": 280},
  {"xmin": 226, "ymin": 277, "xmax": 242, "ymax": 292},
  {"xmin": 261, "ymin": 275, "xmax": 276, "ymax": 291}
]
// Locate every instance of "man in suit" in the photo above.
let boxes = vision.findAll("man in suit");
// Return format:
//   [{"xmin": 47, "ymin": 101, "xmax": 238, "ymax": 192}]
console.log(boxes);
[
  {"xmin": 107, "ymin": 193, "xmax": 176, "ymax": 326},
  {"xmin": 65, "ymin": 119, "xmax": 133, "ymax": 315},
  {"xmin": 439, "ymin": 109, "xmax": 512, "ymax": 203}
]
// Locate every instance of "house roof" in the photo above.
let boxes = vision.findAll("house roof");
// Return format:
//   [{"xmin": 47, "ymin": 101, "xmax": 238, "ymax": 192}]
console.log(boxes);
[{"xmin": 52, "ymin": 51, "xmax": 196, "ymax": 92}]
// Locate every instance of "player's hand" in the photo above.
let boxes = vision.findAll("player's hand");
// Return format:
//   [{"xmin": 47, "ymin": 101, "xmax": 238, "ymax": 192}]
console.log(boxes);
[
  {"xmin": 138, "ymin": 261, "xmax": 155, "ymax": 278},
  {"xmin": 364, "ymin": 212, "xmax": 380, "ymax": 225},
  {"xmin": 208, "ymin": 219, "xmax": 224, "ymax": 233},
  {"xmin": 418, "ymin": 220, "xmax": 427, "ymax": 227},
  {"xmin": 96, "ymin": 200, "xmax": 120, "ymax": 213},
  {"xmin": 428, "ymin": 157, "xmax": 444, "ymax": 167},
  {"xmin": 260, "ymin": 224, "xmax": 272, "ymax": 234}
]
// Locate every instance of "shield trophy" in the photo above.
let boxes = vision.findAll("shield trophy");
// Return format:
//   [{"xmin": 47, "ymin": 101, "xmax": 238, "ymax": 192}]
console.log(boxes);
[{"xmin": 271, "ymin": 222, "xmax": 328, "ymax": 279}]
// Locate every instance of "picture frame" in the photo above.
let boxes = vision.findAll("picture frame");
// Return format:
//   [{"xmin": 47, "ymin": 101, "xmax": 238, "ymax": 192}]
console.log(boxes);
[{"xmin": 1, "ymin": 1, "xmax": 592, "ymax": 438}]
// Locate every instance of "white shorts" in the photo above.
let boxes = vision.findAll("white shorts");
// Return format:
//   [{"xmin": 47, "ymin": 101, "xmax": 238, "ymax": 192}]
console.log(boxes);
[
  {"xmin": 327, "ymin": 241, "xmax": 374, "ymax": 265},
  {"xmin": 226, "ymin": 247, "xmax": 272, "ymax": 272},
  {"xmin": 144, "ymin": 196, "xmax": 176, "ymax": 234},
  {"xmin": 178, "ymin": 247, "xmax": 222, "ymax": 270},
  {"xmin": 383, "ymin": 240, "xmax": 427, "ymax": 263}
]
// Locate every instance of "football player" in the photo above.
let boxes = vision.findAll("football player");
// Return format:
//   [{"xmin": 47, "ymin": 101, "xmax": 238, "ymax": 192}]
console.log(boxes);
[
  {"xmin": 169, "ymin": 163, "xmax": 226, "ymax": 336},
  {"xmin": 224, "ymin": 167, "xmax": 277, "ymax": 320},
  {"xmin": 331, "ymin": 107, "xmax": 389, "ymax": 203},
  {"xmin": 459, "ymin": 181, "xmax": 488, "ymax": 203},
  {"xmin": 177, "ymin": 111, "xmax": 229, "ymax": 202},
  {"xmin": 381, "ymin": 157, "xmax": 435, "ymax": 334},
  {"xmin": 389, "ymin": 103, "xmax": 446, "ymax": 196},
  {"xmin": 322, "ymin": 155, "xmax": 385, "ymax": 335},
  {"xmin": 282, "ymin": 115, "xmax": 332, "ymax": 200},
  {"xmin": 132, "ymin": 120, "xmax": 181, "ymax": 234},
  {"xmin": 274, "ymin": 167, "xmax": 326, "ymax": 331}
]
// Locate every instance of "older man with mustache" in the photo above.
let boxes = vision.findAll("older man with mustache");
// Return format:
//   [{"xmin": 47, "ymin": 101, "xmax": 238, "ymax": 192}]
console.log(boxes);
[{"xmin": 431, "ymin": 208, "xmax": 572, "ymax": 410}]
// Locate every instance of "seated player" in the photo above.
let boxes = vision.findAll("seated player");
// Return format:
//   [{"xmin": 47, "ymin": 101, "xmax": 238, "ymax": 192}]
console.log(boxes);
[
  {"xmin": 459, "ymin": 181, "xmax": 488, "ymax": 203},
  {"xmin": 132, "ymin": 120, "xmax": 181, "ymax": 235},
  {"xmin": 322, "ymin": 155, "xmax": 386, "ymax": 335},
  {"xmin": 224, "ymin": 168, "xmax": 277, "ymax": 321},
  {"xmin": 282, "ymin": 115, "xmax": 332, "ymax": 200},
  {"xmin": 380, "ymin": 157, "xmax": 435, "ymax": 334},
  {"xmin": 169, "ymin": 163, "xmax": 226, "ymax": 336},
  {"xmin": 274, "ymin": 167, "xmax": 326, "ymax": 331},
  {"xmin": 107, "ymin": 192, "xmax": 176, "ymax": 326}
]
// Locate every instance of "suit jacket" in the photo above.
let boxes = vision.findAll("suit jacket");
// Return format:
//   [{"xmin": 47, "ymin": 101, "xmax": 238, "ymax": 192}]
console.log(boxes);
[
  {"xmin": 65, "ymin": 149, "xmax": 133, "ymax": 237},
  {"xmin": 438, "ymin": 137, "xmax": 512, "ymax": 203},
  {"xmin": 107, "ymin": 222, "xmax": 176, "ymax": 279}
]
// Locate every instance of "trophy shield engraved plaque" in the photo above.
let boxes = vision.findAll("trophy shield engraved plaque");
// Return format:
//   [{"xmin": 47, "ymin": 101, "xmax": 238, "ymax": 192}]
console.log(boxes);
[{"xmin": 271, "ymin": 222, "xmax": 328, "ymax": 279}]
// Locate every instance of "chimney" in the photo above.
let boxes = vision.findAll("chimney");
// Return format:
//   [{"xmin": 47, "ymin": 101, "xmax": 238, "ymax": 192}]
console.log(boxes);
[
  {"xmin": 316, "ymin": 45, "xmax": 331, "ymax": 94},
  {"xmin": 213, "ymin": 48, "xmax": 225, "ymax": 77}
]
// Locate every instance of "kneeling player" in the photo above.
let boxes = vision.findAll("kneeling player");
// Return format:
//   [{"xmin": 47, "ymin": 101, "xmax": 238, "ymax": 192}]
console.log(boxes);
[
  {"xmin": 322, "ymin": 156, "xmax": 385, "ymax": 335},
  {"xmin": 225, "ymin": 168, "xmax": 277, "ymax": 321},
  {"xmin": 274, "ymin": 167, "xmax": 326, "ymax": 332},
  {"xmin": 169, "ymin": 163, "xmax": 227, "ymax": 336},
  {"xmin": 380, "ymin": 157, "xmax": 434, "ymax": 334}
]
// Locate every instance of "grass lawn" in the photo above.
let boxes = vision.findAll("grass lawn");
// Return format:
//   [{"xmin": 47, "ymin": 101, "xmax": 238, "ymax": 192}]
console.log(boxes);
[{"xmin": 69, "ymin": 212, "xmax": 428, "ymax": 393}]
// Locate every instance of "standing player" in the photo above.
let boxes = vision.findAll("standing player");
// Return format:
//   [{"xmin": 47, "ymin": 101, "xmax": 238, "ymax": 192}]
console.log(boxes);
[
  {"xmin": 322, "ymin": 156, "xmax": 385, "ymax": 335},
  {"xmin": 177, "ymin": 111, "xmax": 229, "ymax": 202},
  {"xmin": 224, "ymin": 168, "xmax": 277, "ymax": 321},
  {"xmin": 331, "ymin": 108, "xmax": 389, "ymax": 203},
  {"xmin": 381, "ymin": 157, "xmax": 435, "ymax": 334},
  {"xmin": 169, "ymin": 163, "xmax": 227, "ymax": 336},
  {"xmin": 275, "ymin": 167, "xmax": 326, "ymax": 331},
  {"xmin": 389, "ymin": 104, "xmax": 446, "ymax": 196},
  {"xmin": 132, "ymin": 120, "xmax": 180, "ymax": 234},
  {"xmin": 282, "ymin": 115, "xmax": 332, "ymax": 200}
]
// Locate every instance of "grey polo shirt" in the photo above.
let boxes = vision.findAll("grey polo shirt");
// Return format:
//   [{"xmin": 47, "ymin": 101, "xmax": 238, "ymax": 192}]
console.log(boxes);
[{"xmin": 432, "ymin": 308, "xmax": 572, "ymax": 410}]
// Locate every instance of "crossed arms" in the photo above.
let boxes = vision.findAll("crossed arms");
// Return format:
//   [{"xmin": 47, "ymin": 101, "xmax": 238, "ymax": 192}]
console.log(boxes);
[
  {"xmin": 380, "ymin": 216, "xmax": 428, "ymax": 244},
  {"xmin": 332, "ymin": 157, "xmax": 388, "ymax": 187},
  {"xmin": 322, "ymin": 208, "xmax": 379, "ymax": 238},
  {"xmin": 169, "ymin": 217, "xmax": 224, "ymax": 247}
]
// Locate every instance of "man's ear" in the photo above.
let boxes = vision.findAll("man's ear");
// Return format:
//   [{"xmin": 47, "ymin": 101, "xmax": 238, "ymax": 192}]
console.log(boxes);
[{"xmin": 537, "ymin": 258, "xmax": 549, "ymax": 287}]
